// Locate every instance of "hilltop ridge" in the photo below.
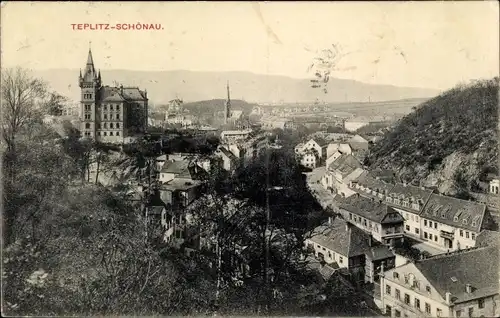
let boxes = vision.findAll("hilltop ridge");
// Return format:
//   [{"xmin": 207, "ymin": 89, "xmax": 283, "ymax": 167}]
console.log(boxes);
[{"xmin": 366, "ymin": 78, "xmax": 499, "ymax": 195}]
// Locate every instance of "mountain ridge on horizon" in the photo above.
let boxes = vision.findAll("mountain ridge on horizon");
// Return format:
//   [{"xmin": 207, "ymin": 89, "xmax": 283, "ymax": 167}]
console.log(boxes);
[{"xmin": 32, "ymin": 68, "xmax": 442, "ymax": 104}]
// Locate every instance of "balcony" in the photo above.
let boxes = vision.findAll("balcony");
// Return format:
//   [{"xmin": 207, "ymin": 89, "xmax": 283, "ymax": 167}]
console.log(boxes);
[{"xmin": 440, "ymin": 230, "xmax": 454, "ymax": 240}]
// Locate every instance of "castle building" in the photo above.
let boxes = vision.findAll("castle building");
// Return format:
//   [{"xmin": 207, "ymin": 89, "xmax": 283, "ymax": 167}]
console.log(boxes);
[{"xmin": 79, "ymin": 47, "xmax": 148, "ymax": 143}]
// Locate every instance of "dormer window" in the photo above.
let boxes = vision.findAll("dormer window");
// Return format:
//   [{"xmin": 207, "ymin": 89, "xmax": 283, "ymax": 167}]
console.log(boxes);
[{"xmin": 393, "ymin": 272, "xmax": 399, "ymax": 279}]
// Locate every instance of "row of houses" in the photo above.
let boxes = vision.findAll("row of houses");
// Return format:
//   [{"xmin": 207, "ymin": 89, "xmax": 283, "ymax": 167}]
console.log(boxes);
[
  {"xmin": 304, "ymin": 144, "xmax": 500, "ymax": 317},
  {"xmin": 294, "ymin": 135, "xmax": 369, "ymax": 169}
]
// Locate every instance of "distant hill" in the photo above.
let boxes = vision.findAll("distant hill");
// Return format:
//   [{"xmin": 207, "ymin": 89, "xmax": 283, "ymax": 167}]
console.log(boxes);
[
  {"xmin": 182, "ymin": 99, "xmax": 258, "ymax": 117},
  {"xmin": 366, "ymin": 78, "xmax": 499, "ymax": 195},
  {"xmin": 33, "ymin": 69, "xmax": 440, "ymax": 104}
]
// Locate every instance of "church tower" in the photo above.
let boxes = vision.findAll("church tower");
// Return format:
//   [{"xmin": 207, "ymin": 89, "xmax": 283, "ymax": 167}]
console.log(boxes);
[
  {"xmin": 79, "ymin": 45, "xmax": 101, "ymax": 138},
  {"xmin": 224, "ymin": 81, "xmax": 231, "ymax": 124}
]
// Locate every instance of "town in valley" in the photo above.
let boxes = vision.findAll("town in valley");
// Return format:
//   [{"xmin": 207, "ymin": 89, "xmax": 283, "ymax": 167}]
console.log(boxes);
[{"xmin": 2, "ymin": 2, "xmax": 499, "ymax": 317}]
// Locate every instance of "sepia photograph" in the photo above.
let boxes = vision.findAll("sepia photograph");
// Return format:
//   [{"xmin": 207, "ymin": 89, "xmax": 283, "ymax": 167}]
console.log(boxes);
[{"xmin": 1, "ymin": 1, "xmax": 499, "ymax": 317}]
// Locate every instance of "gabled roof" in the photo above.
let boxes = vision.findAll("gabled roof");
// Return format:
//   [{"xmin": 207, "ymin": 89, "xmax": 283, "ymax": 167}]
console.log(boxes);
[
  {"xmin": 349, "ymin": 134, "xmax": 368, "ymax": 143},
  {"xmin": 217, "ymin": 146, "xmax": 237, "ymax": 161},
  {"xmin": 420, "ymin": 194, "xmax": 486, "ymax": 232},
  {"xmin": 354, "ymin": 172, "xmax": 396, "ymax": 195},
  {"xmin": 309, "ymin": 137, "xmax": 328, "ymax": 147},
  {"xmin": 100, "ymin": 86, "xmax": 126, "ymax": 102},
  {"xmin": 415, "ymin": 246, "xmax": 499, "ymax": 303},
  {"xmin": 160, "ymin": 160, "xmax": 191, "ymax": 174},
  {"xmin": 365, "ymin": 245, "xmax": 395, "ymax": 261},
  {"xmin": 390, "ymin": 183, "xmax": 434, "ymax": 204},
  {"xmin": 338, "ymin": 194, "xmax": 401, "ymax": 223},
  {"xmin": 309, "ymin": 217, "xmax": 371, "ymax": 257},
  {"xmin": 327, "ymin": 154, "xmax": 363, "ymax": 177},
  {"xmin": 121, "ymin": 87, "xmax": 147, "ymax": 100}
]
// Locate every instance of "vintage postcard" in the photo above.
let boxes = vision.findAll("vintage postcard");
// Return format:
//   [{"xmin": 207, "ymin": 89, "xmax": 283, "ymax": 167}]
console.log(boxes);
[{"xmin": 1, "ymin": 1, "xmax": 499, "ymax": 317}]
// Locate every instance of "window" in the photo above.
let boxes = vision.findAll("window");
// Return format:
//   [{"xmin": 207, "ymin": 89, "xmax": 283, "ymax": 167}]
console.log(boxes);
[
  {"xmin": 393, "ymin": 272, "xmax": 399, "ymax": 279},
  {"xmin": 104, "ymin": 114, "xmax": 108, "ymax": 120},
  {"xmin": 406, "ymin": 225, "xmax": 410, "ymax": 231},
  {"xmin": 386, "ymin": 284, "xmax": 391, "ymax": 295},
  {"xmin": 103, "ymin": 132, "xmax": 107, "ymax": 136},
  {"xmin": 429, "ymin": 221, "xmax": 433, "ymax": 227},
  {"xmin": 456, "ymin": 310, "xmax": 462, "ymax": 317},
  {"xmin": 97, "ymin": 123, "xmax": 101, "ymax": 129},
  {"xmin": 110, "ymin": 132, "xmax": 113, "ymax": 136},
  {"xmin": 429, "ymin": 233, "xmax": 433, "ymax": 240},
  {"xmin": 349, "ymin": 213, "xmax": 353, "ymax": 220},
  {"xmin": 339, "ymin": 256, "xmax": 343, "ymax": 264},
  {"xmin": 424, "ymin": 220, "xmax": 427, "ymax": 226},
  {"xmin": 415, "ymin": 298, "xmax": 421, "ymax": 310},
  {"xmin": 437, "ymin": 308, "xmax": 442, "ymax": 317},
  {"xmin": 103, "ymin": 123, "xmax": 107, "ymax": 128},
  {"xmin": 104, "ymin": 105, "xmax": 107, "ymax": 111},
  {"xmin": 85, "ymin": 123, "xmax": 90, "ymax": 129},
  {"xmin": 394, "ymin": 310, "xmax": 401, "ymax": 317},
  {"xmin": 434, "ymin": 235, "xmax": 438, "ymax": 242},
  {"xmin": 425, "ymin": 303, "xmax": 431, "ymax": 314},
  {"xmin": 386, "ymin": 305, "xmax": 392, "ymax": 316},
  {"xmin": 404, "ymin": 293, "xmax": 410, "ymax": 305},
  {"xmin": 424, "ymin": 232, "xmax": 428, "ymax": 239},
  {"xmin": 472, "ymin": 233, "xmax": 476, "ymax": 240},
  {"xmin": 434, "ymin": 222, "xmax": 438, "ymax": 229},
  {"xmin": 97, "ymin": 132, "xmax": 100, "ymax": 136},
  {"xmin": 110, "ymin": 123, "xmax": 114, "ymax": 129},
  {"xmin": 478, "ymin": 299, "xmax": 484, "ymax": 308},
  {"xmin": 415, "ymin": 228, "xmax": 420, "ymax": 235},
  {"xmin": 110, "ymin": 105, "xmax": 114, "ymax": 111},
  {"xmin": 84, "ymin": 114, "xmax": 91, "ymax": 120},
  {"xmin": 116, "ymin": 105, "xmax": 120, "ymax": 111},
  {"xmin": 116, "ymin": 114, "xmax": 120, "ymax": 120},
  {"xmin": 468, "ymin": 307, "xmax": 473, "ymax": 317},
  {"xmin": 116, "ymin": 131, "xmax": 120, "ymax": 136},
  {"xmin": 84, "ymin": 104, "xmax": 91, "ymax": 111},
  {"xmin": 426, "ymin": 285, "xmax": 431, "ymax": 293},
  {"xmin": 395, "ymin": 289, "xmax": 400, "ymax": 300},
  {"xmin": 466, "ymin": 232, "xmax": 470, "ymax": 239},
  {"xmin": 460, "ymin": 230, "xmax": 464, "ymax": 237}
]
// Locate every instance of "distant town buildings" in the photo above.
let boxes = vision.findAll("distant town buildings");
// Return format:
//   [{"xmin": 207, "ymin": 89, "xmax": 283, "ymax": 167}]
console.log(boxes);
[
  {"xmin": 489, "ymin": 178, "xmax": 499, "ymax": 194},
  {"xmin": 79, "ymin": 47, "xmax": 148, "ymax": 143}
]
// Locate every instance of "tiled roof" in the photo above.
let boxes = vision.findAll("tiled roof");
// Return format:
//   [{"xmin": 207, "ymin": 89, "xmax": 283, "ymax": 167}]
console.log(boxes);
[
  {"xmin": 312, "ymin": 137, "xmax": 328, "ymax": 147},
  {"xmin": 475, "ymin": 230, "xmax": 500, "ymax": 247},
  {"xmin": 355, "ymin": 172, "xmax": 395, "ymax": 194},
  {"xmin": 415, "ymin": 246, "xmax": 499, "ymax": 303},
  {"xmin": 420, "ymin": 194, "xmax": 486, "ymax": 232},
  {"xmin": 309, "ymin": 217, "xmax": 371, "ymax": 257},
  {"xmin": 327, "ymin": 154, "xmax": 363, "ymax": 177},
  {"xmin": 160, "ymin": 160, "xmax": 191, "ymax": 174},
  {"xmin": 365, "ymin": 245, "xmax": 395, "ymax": 261},
  {"xmin": 122, "ymin": 87, "xmax": 147, "ymax": 100},
  {"xmin": 161, "ymin": 178, "xmax": 203, "ymax": 191},
  {"xmin": 349, "ymin": 134, "xmax": 368, "ymax": 143},
  {"xmin": 390, "ymin": 183, "xmax": 434, "ymax": 203},
  {"xmin": 217, "ymin": 146, "xmax": 237, "ymax": 161},
  {"xmin": 338, "ymin": 194, "xmax": 396, "ymax": 223},
  {"xmin": 100, "ymin": 86, "xmax": 126, "ymax": 102}
]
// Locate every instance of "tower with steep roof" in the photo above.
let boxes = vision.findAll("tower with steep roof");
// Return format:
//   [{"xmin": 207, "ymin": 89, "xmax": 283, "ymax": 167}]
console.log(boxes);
[{"xmin": 79, "ymin": 45, "xmax": 101, "ymax": 138}]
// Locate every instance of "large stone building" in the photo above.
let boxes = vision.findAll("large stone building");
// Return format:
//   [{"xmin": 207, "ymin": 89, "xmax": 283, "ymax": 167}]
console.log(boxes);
[{"xmin": 79, "ymin": 48, "xmax": 148, "ymax": 143}]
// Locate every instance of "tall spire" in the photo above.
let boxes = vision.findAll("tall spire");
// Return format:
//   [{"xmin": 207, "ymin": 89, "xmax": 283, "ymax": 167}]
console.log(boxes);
[
  {"xmin": 226, "ymin": 80, "xmax": 231, "ymax": 102},
  {"xmin": 82, "ymin": 43, "xmax": 97, "ymax": 82}
]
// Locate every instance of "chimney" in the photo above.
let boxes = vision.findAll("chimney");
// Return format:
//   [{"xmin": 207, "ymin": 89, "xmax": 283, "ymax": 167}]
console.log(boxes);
[
  {"xmin": 465, "ymin": 284, "xmax": 472, "ymax": 293},
  {"xmin": 445, "ymin": 292, "xmax": 452, "ymax": 305},
  {"xmin": 120, "ymin": 84, "xmax": 124, "ymax": 94}
]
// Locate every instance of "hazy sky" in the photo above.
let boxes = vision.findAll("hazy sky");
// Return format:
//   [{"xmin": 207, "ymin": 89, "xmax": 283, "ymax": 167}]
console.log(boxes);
[{"xmin": 2, "ymin": 1, "xmax": 498, "ymax": 90}]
